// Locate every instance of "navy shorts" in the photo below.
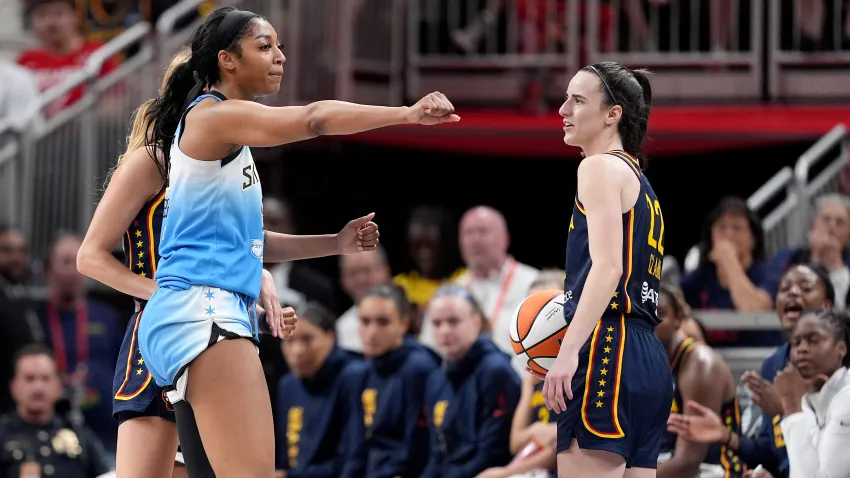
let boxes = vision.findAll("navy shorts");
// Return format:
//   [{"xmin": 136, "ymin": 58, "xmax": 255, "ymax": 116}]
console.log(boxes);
[
  {"xmin": 113, "ymin": 309, "xmax": 176, "ymax": 425},
  {"xmin": 556, "ymin": 317, "xmax": 672, "ymax": 469}
]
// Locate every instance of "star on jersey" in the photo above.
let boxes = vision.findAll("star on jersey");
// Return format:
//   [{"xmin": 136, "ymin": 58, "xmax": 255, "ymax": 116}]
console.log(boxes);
[{"xmin": 592, "ymin": 324, "xmax": 619, "ymax": 411}]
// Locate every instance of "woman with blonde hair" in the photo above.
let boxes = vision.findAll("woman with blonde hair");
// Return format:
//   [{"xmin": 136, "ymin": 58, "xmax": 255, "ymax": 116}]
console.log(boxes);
[{"xmin": 77, "ymin": 47, "xmax": 293, "ymax": 477}]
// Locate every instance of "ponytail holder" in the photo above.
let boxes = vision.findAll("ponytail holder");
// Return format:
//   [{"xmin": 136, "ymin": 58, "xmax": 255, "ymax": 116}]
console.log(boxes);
[{"xmin": 182, "ymin": 70, "xmax": 205, "ymax": 113}]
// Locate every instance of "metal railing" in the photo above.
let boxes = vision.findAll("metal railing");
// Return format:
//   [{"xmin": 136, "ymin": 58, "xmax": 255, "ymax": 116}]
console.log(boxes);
[
  {"xmin": 684, "ymin": 123, "xmax": 849, "ymax": 272},
  {"xmin": 584, "ymin": 0, "xmax": 764, "ymax": 100},
  {"xmin": 0, "ymin": 0, "xmax": 297, "ymax": 259},
  {"xmin": 768, "ymin": 0, "xmax": 850, "ymax": 99},
  {"xmin": 406, "ymin": 0, "xmax": 581, "ymax": 104},
  {"xmin": 3, "ymin": 23, "xmax": 156, "ymax": 257}
]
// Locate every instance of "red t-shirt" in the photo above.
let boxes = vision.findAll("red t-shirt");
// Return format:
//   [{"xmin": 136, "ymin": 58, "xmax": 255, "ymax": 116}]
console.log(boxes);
[{"xmin": 17, "ymin": 42, "xmax": 119, "ymax": 114}]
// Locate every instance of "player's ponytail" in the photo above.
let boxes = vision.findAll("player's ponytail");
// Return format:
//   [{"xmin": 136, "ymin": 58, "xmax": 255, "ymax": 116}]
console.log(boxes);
[
  {"xmin": 104, "ymin": 48, "xmax": 192, "ymax": 188},
  {"xmin": 628, "ymin": 68, "xmax": 652, "ymax": 168},
  {"xmin": 144, "ymin": 60, "xmax": 195, "ymax": 180}
]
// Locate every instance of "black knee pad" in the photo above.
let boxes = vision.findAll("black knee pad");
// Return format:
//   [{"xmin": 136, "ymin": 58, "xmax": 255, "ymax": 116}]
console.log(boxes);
[{"xmin": 174, "ymin": 400, "xmax": 216, "ymax": 478}]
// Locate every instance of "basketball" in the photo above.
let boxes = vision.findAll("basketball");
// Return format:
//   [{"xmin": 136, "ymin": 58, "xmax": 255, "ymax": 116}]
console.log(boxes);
[{"xmin": 509, "ymin": 289, "xmax": 569, "ymax": 375}]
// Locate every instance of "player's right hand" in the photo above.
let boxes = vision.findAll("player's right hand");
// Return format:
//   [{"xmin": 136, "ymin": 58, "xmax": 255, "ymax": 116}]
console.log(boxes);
[
  {"xmin": 407, "ymin": 92, "xmax": 461, "ymax": 125},
  {"xmin": 280, "ymin": 307, "xmax": 298, "ymax": 338},
  {"xmin": 666, "ymin": 400, "xmax": 727, "ymax": 444}
]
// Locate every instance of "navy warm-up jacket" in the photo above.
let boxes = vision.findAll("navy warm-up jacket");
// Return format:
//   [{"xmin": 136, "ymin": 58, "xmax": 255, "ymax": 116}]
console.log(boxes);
[
  {"xmin": 343, "ymin": 336, "xmax": 441, "ymax": 478},
  {"xmin": 275, "ymin": 347, "xmax": 362, "ymax": 478},
  {"xmin": 421, "ymin": 336, "xmax": 521, "ymax": 478}
]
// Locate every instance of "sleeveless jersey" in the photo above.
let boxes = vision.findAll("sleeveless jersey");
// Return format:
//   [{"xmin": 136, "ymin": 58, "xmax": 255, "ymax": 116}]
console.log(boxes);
[
  {"xmin": 662, "ymin": 338, "xmax": 744, "ymax": 476},
  {"xmin": 563, "ymin": 150, "xmax": 664, "ymax": 326},
  {"xmin": 155, "ymin": 92, "xmax": 264, "ymax": 300},
  {"xmin": 122, "ymin": 185, "xmax": 166, "ymax": 300}
]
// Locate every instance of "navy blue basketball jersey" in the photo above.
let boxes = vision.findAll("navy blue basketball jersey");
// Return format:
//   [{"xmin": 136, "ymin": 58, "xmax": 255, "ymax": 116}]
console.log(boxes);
[
  {"xmin": 563, "ymin": 150, "xmax": 664, "ymax": 326},
  {"xmin": 122, "ymin": 185, "xmax": 166, "ymax": 300},
  {"xmin": 662, "ymin": 338, "xmax": 744, "ymax": 476}
]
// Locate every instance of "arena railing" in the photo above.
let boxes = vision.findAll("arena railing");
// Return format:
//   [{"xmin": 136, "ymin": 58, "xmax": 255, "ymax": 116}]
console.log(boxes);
[
  {"xmin": 788, "ymin": 124, "xmax": 850, "ymax": 244},
  {"xmin": 404, "ymin": 0, "xmax": 582, "ymax": 106},
  {"xmin": 683, "ymin": 123, "xmax": 848, "ymax": 272},
  {"xmin": 583, "ymin": 0, "xmax": 765, "ymax": 101},
  {"xmin": 768, "ymin": 0, "xmax": 850, "ymax": 100},
  {"xmin": 5, "ymin": 23, "xmax": 156, "ymax": 260}
]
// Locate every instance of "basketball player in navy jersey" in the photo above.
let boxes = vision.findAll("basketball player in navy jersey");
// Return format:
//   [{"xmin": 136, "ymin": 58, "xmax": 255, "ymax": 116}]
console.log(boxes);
[
  {"xmin": 530, "ymin": 61, "xmax": 673, "ymax": 478},
  {"xmin": 77, "ymin": 49, "xmax": 295, "ymax": 478},
  {"xmin": 654, "ymin": 285, "xmax": 744, "ymax": 477},
  {"xmin": 136, "ymin": 6, "xmax": 459, "ymax": 477}
]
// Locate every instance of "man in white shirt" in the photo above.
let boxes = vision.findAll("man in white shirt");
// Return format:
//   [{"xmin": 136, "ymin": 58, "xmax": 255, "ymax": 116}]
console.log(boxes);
[
  {"xmin": 421, "ymin": 206, "xmax": 539, "ymax": 371},
  {"xmin": 335, "ymin": 245, "xmax": 392, "ymax": 353}
]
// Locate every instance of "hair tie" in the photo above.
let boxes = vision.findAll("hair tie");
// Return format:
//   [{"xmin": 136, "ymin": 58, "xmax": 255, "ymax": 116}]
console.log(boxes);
[{"xmin": 182, "ymin": 70, "xmax": 205, "ymax": 113}]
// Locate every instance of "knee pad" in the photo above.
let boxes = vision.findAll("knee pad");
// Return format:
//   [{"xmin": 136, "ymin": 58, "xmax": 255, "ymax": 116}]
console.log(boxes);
[{"xmin": 173, "ymin": 400, "xmax": 216, "ymax": 478}]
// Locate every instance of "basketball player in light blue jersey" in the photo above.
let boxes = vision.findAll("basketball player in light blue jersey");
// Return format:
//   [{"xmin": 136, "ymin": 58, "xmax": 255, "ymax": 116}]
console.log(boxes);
[{"xmin": 137, "ymin": 6, "xmax": 460, "ymax": 477}]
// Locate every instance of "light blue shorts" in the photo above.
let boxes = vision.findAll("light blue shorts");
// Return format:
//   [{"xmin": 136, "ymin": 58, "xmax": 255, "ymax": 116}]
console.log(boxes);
[{"xmin": 138, "ymin": 284, "xmax": 259, "ymax": 402}]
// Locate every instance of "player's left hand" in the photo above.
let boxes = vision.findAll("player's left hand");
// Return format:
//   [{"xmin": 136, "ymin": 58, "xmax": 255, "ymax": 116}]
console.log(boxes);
[
  {"xmin": 260, "ymin": 269, "xmax": 285, "ymax": 338},
  {"xmin": 337, "ymin": 213, "xmax": 380, "ymax": 255},
  {"xmin": 542, "ymin": 350, "xmax": 579, "ymax": 413}
]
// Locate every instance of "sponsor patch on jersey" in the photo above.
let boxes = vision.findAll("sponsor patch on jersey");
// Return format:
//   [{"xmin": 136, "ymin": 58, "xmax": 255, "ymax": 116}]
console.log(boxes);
[{"xmin": 251, "ymin": 239, "xmax": 264, "ymax": 259}]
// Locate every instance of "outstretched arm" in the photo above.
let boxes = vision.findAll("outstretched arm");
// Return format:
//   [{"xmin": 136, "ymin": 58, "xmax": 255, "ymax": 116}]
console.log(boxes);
[{"xmin": 198, "ymin": 92, "xmax": 460, "ymax": 149}]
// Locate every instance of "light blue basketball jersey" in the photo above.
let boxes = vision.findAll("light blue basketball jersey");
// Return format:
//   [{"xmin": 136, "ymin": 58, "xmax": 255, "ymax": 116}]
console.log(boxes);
[{"xmin": 155, "ymin": 93, "xmax": 264, "ymax": 300}]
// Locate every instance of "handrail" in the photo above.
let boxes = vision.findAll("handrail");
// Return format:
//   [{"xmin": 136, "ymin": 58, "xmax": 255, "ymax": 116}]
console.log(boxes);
[
  {"xmin": 84, "ymin": 22, "xmax": 152, "ymax": 77},
  {"xmin": 747, "ymin": 166, "xmax": 793, "ymax": 211},
  {"xmin": 794, "ymin": 124, "xmax": 848, "ymax": 185},
  {"xmin": 156, "ymin": 0, "xmax": 208, "ymax": 35},
  {"xmin": 695, "ymin": 311, "xmax": 782, "ymax": 330}
]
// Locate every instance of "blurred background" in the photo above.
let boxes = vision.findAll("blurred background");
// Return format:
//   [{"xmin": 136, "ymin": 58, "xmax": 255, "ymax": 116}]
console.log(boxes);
[{"xmin": 0, "ymin": 0, "xmax": 848, "ymax": 475}]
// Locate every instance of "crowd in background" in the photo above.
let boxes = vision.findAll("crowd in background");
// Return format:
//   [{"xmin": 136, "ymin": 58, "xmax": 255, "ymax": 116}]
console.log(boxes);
[{"xmin": 1, "ymin": 192, "xmax": 850, "ymax": 477}]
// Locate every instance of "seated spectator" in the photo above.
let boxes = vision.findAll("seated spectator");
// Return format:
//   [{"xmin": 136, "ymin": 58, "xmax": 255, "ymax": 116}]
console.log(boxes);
[
  {"xmin": 422, "ymin": 285, "xmax": 521, "ymax": 478},
  {"xmin": 345, "ymin": 285, "xmax": 440, "ymax": 478},
  {"xmin": 275, "ymin": 302, "xmax": 363, "ymax": 478},
  {"xmin": 680, "ymin": 197, "xmax": 773, "ymax": 312},
  {"xmin": 433, "ymin": 206, "xmax": 537, "ymax": 372},
  {"xmin": 336, "ymin": 246, "xmax": 392, "ymax": 354},
  {"xmin": 394, "ymin": 206, "xmax": 465, "ymax": 313},
  {"xmin": 17, "ymin": 0, "xmax": 119, "ymax": 116},
  {"xmin": 656, "ymin": 285, "xmax": 744, "ymax": 478},
  {"xmin": 668, "ymin": 262, "xmax": 835, "ymax": 477},
  {"xmin": 0, "ymin": 344, "xmax": 110, "ymax": 478},
  {"xmin": 476, "ymin": 270, "xmax": 564, "ymax": 478},
  {"xmin": 764, "ymin": 194, "xmax": 850, "ymax": 309},
  {"xmin": 776, "ymin": 310, "xmax": 850, "ymax": 478},
  {"xmin": 34, "ymin": 233, "xmax": 123, "ymax": 451},
  {"xmin": 0, "ymin": 226, "xmax": 41, "ymax": 416}
]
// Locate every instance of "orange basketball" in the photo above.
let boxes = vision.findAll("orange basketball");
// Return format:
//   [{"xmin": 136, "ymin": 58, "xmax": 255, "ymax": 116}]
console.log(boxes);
[{"xmin": 509, "ymin": 289, "xmax": 568, "ymax": 375}]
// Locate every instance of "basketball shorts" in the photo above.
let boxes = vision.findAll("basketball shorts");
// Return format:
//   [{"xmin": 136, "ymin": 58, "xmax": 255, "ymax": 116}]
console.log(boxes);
[
  {"xmin": 556, "ymin": 317, "xmax": 673, "ymax": 469},
  {"xmin": 138, "ymin": 284, "xmax": 259, "ymax": 404},
  {"xmin": 113, "ymin": 309, "xmax": 176, "ymax": 424}
]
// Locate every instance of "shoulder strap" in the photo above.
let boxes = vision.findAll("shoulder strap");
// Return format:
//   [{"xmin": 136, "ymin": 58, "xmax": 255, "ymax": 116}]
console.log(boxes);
[
  {"xmin": 177, "ymin": 92, "xmax": 227, "ymax": 143},
  {"xmin": 607, "ymin": 150, "xmax": 642, "ymax": 179}
]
